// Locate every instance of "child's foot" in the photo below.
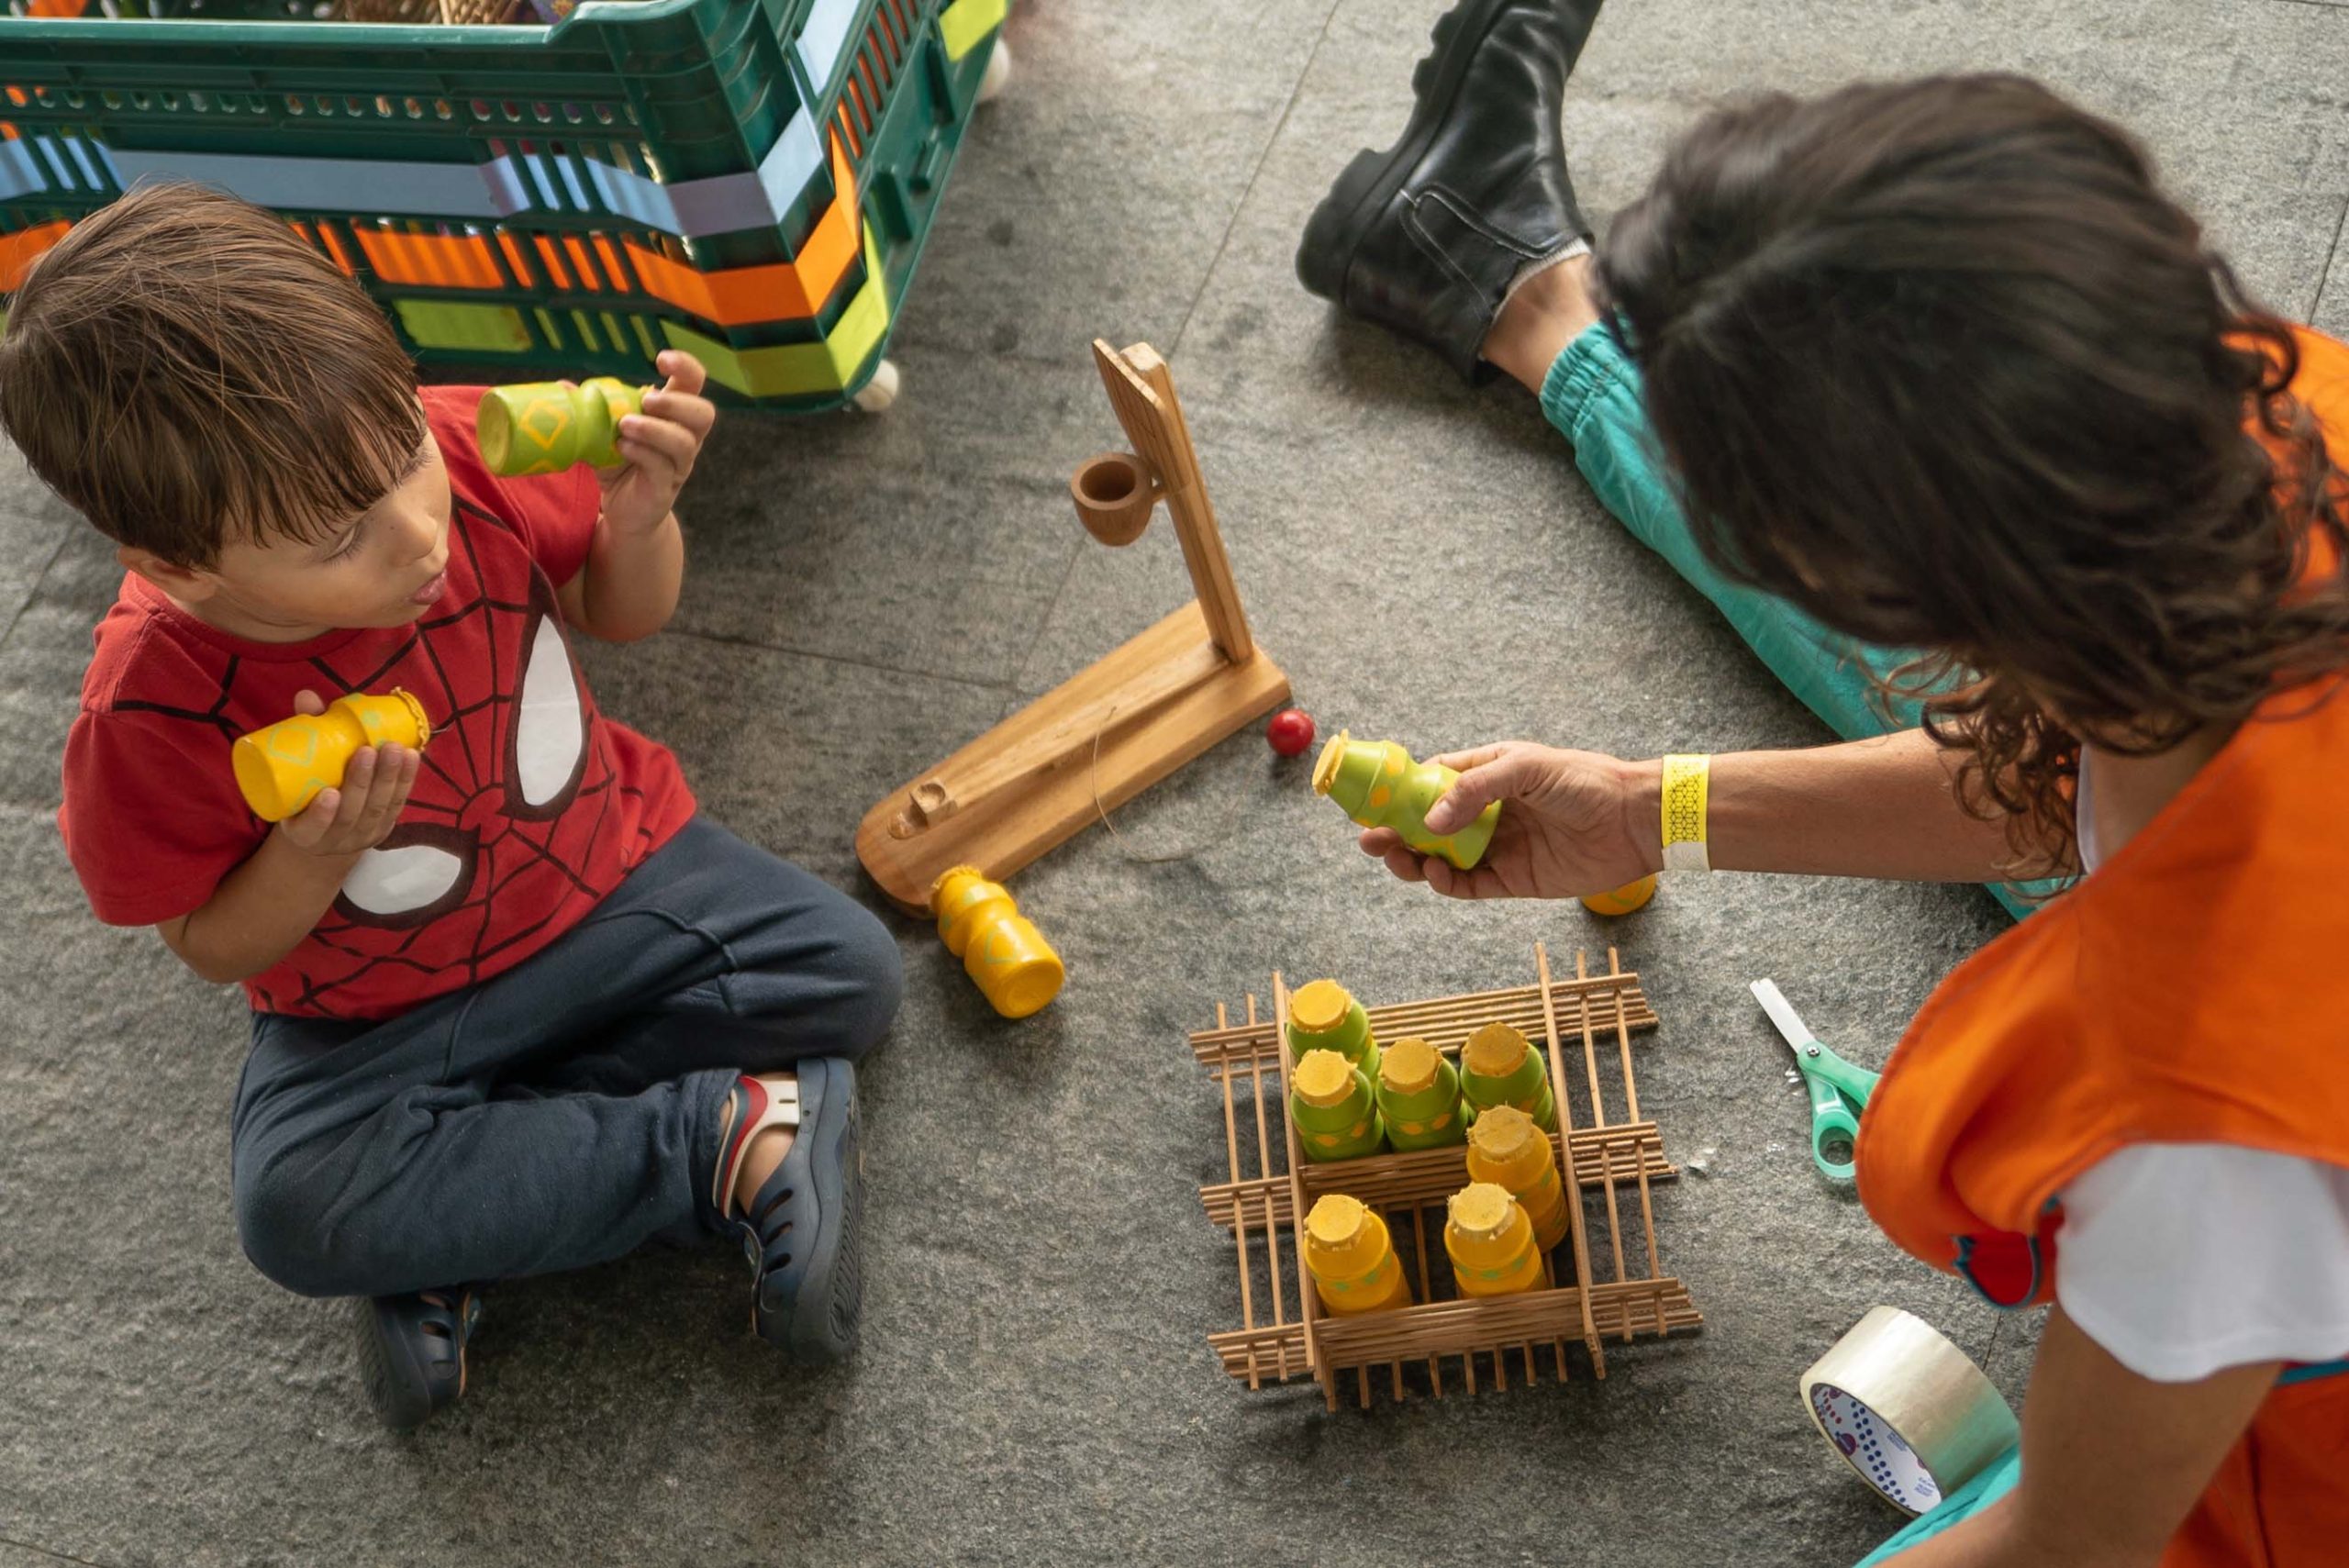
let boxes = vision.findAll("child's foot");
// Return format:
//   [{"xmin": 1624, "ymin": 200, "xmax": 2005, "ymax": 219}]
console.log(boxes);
[
  {"xmin": 354, "ymin": 1285, "xmax": 482, "ymax": 1432},
  {"xmin": 717, "ymin": 1060, "xmax": 864, "ymax": 1364},
  {"xmin": 1295, "ymin": 0, "xmax": 1605, "ymax": 382}
]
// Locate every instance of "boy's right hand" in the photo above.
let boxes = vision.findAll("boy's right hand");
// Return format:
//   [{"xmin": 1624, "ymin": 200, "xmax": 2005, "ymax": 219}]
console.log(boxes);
[
  {"xmin": 1358, "ymin": 741, "xmax": 1660, "ymax": 901},
  {"xmin": 273, "ymin": 689, "xmax": 421, "ymax": 857}
]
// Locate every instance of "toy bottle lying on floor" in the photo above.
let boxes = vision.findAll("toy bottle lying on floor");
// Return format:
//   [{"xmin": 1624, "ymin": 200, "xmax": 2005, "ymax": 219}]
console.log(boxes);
[
  {"xmin": 1375, "ymin": 1037, "xmax": 1465, "ymax": 1151},
  {"xmin": 1459, "ymin": 1021, "xmax": 1559, "ymax": 1132},
  {"xmin": 1289, "ymin": 1048, "xmax": 1386, "ymax": 1162},
  {"xmin": 1465, "ymin": 1104, "xmax": 1570, "ymax": 1252},
  {"xmin": 1444, "ymin": 1182, "xmax": 1546, "ymax": 1297},
  {"xmin": 1286, "ymin": 977, "xmax": 1379, "ymax": 1077},
  {"xmin": 1302, "ymin": 1194, "xmax": 1414, "ymax": 1315},
  {"xmin": 476, "ymin": 379, "xmax": 648, "ymax": 477},
  {"xmin": 929, "ymin": 866, "xmax": 1065, "ymax": 1018},
  {"xmin": 1310, "ymin": 731, "xmax": 1501, "ymax": 871},
  {"xmin": 232, "ymin": 690, "xmax": 432, "ymax": 823}
]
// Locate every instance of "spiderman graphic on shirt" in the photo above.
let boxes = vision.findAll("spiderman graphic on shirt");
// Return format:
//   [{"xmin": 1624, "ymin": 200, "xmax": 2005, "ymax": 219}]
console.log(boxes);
[{"xmin": 59, "ymin": 387, "xmax": 696, "ymax": 1020}]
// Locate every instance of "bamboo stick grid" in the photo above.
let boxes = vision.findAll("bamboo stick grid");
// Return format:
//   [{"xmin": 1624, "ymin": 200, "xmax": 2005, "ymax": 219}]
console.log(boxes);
[{"xmin": 1191, "ymin": 943, "xmax": 1702, "ymax": 1409}]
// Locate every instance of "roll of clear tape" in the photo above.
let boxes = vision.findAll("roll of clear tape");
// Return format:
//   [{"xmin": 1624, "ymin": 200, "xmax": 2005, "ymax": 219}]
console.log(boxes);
[{"xmin": 1799, "ymin": 1306, "xmax": 2020, "ymax": 1517}]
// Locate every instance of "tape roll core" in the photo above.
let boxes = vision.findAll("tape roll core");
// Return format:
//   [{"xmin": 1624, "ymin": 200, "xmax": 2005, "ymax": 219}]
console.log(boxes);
[{"xmin": 1799, "ymin": 1307, "xmax": 2020, "ymax": 1518}]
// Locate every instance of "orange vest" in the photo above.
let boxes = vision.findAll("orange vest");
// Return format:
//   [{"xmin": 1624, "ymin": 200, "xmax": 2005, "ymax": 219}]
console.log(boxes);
[{"xmin": 1856, "ymin": 328, "xmax": 2349, "ymax": 1568}]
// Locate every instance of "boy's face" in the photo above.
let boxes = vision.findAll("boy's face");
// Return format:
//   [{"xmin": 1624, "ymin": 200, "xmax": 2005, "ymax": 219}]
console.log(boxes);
[{"xmin": 169, "ymin": 422, "xmax": 454, "ymax": 642}]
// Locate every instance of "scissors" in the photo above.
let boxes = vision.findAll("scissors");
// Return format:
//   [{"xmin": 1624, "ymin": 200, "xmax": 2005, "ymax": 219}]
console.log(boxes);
[{"xmin": 1751, "ymin": 979, "xmax": 1882, "ymax": 1183}]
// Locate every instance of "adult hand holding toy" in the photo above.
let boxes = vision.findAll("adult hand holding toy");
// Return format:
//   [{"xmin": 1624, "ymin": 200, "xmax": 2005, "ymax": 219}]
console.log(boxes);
[{"xmin": 1353, "ymin": 740, "xmax": 1653, "ymax": 901}]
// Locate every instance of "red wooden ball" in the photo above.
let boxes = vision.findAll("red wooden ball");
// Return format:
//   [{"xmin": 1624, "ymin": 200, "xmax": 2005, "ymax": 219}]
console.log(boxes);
[{"xmin": 1266, "ymin": 707, "xmax": 1316, "ymax": 757}]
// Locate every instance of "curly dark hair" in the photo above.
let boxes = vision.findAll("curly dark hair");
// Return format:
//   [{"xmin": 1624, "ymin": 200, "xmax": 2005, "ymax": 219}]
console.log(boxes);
[{"xmin": 1594, "ymin": 73, "xmax": 2349, "ymax": 874}]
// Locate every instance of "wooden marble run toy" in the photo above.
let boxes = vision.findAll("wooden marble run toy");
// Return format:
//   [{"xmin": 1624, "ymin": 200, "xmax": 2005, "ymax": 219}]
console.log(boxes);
[
  {"xmin": 856, "ymin": 340, "xmax": 1290, "ymax": 914},
  {"xmin": 1190, "ymin": 945, "xmax": 1701, "ymax": 1409},
  {"xmin": 477, "ymin": 380, "xmax": 647, "ymax": 476},
  {"xmin": 232, "ymin": 691, "xmax": 431, "ymax": 823}
]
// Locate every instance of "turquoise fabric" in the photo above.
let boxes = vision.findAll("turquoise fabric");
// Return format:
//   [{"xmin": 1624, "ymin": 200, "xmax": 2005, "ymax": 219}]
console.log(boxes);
[
  {"xmin": 1539, "ymin": 328, "xmax": 2044, "ymax": 921},
  {"xmin": 1852, "ymin": 1444, "xmax": 2023, "ymax": 1566}
]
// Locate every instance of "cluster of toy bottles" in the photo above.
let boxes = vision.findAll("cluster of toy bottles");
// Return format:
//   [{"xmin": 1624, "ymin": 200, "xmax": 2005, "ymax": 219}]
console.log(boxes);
[
  {"xmin": 1298, "ymin": 1178, "xmax": 1567, "ymax": 1315},
  {"xmin": 1286, "ymin": 981, "xmax": 1560, "ymax": 1164}
]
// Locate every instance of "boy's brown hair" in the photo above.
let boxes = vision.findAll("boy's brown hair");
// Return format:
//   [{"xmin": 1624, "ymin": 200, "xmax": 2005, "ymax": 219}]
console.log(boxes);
[{"xmin": 0, "ymin": 181, "xmax": 425, "ymax": 568}]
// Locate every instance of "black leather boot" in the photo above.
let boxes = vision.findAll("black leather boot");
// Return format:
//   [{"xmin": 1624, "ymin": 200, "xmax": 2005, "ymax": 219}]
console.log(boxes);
[{"xmin": 1297, "ymin": 0, "xmax": 1604, "ymax": 382}]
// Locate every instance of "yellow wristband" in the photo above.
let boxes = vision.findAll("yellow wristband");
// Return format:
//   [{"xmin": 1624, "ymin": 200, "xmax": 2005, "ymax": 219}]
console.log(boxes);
[{"xmin": 1661, "ymin": 754, "xmax": 1711, "ymax": 873}]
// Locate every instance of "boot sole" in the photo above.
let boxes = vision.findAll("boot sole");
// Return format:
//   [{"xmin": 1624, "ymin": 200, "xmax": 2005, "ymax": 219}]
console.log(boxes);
[
  {"xmin": 354, "ymin": 1295, "xmax": 465, "ymax": 1432},
  {"xmin": 758, "ymin": 1060, "xmax": 863, "ymax": 1364},
  {"xmin": 1297, "ymin": 0, "xmax": 1520, "ymax": 302}
]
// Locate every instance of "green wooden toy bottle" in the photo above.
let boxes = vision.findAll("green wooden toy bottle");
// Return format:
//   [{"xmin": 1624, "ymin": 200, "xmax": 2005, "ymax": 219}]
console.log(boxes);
[
  {"xmin": 1459, "ymin": 1021, "xmax": 1558, "ymax": 1133},
  {"xmin": 1289, "ymin": 1049, "xmax": 1386, "ymax": 1162},
  {"xmin": 1375, "ymin": 1037, "xmax": 1465, "ymax": 1151},
  {"xmin": 1286, "ymin": 977, "xmax": 1378, "ymax": 1078},
  {"xmin": 1310, "ymin": 730, "xmax": 1500, "ymax": 872},
  {"xmin": 476, "ymin": 378, "xmax": 648, "ymax": 476}
]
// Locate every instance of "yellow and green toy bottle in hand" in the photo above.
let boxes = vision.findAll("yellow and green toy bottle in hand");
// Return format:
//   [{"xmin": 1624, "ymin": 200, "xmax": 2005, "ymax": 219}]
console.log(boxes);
[
  {"xmin": 1311, "ymin": 731, "xmax": 1499, "ymax": 871},
  {"xmin": 930, "ymin": 866, "xmax": 1065, "ymax": 1019},
  {"xmin": 232, "ymin": 690, "xmax": 431, "ymax": 823},
  {"xmin": 1302, "ymin": 1194, "xmax": 1414, "ymax": 1316},
  {"xmin": 476, "ymin": 379, "xmax": 649, "ymax": 477}
]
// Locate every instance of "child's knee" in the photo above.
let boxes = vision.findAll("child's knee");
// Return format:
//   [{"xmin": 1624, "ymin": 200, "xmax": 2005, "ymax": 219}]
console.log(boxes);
[
  {"xmin": 827, "ymin": 901, "xmax": 903, "ymax": 1061},
  {"xmin": 234, "ymin": 1152, "xmax": 404, "ymax": 1298},
  {"xmin": 234, "ymin": 1159, "xmax": 346, "ymax": 1296}
]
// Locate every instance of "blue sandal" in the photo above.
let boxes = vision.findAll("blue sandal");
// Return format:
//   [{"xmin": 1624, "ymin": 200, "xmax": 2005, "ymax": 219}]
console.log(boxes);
[
  {"xmin": 714, "ymin": 1060, "xmax": 864, "ymax": 1363},
  {"xmin": 355, "ymin": 1285, "xmax": 481, "ymax": 1431}
]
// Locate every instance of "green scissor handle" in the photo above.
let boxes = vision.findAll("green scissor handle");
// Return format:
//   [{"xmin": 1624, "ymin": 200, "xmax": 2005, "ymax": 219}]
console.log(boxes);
[
  {"xmin": 1753, "ymin": 980, "xmax": 1883, "ymax": 1184},
  {"xmin": 1796, "ymin": 1041, "xmax": 1874, "ymax": 1181}
]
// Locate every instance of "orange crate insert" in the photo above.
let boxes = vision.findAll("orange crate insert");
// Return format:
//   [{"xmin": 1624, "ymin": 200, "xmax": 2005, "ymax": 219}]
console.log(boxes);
[{"xmin": 1191, "ymin": 944, "xmax": 1702, "ymax": 1409}]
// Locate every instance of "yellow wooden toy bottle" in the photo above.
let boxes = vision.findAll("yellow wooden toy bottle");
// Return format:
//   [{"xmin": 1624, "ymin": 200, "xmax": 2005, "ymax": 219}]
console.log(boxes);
[
  {"xmin": 929, "ymin": 866, "xmax": 1065, "ymax": 1019},
  {"xmin": 232, "ymin": 690, "xmax": 431, "ymax": 823},
  {"xmin": 1311, "ymin": 730, "xmax": 1500, "ymax": 871},
  {"xmin": 1459, "ymin": 1020, "xmax": 1559, "ymax": 1132},
  {"xmin": 1464, "ymin": 1104, "xmax": 1571, "ymax": 1252},
  {"xmin": 1375, "ymin": 1037, "xmax": 1465, "ymax": 1151},
  {"xmin": 1289, "ymin": 1049, "xmax": 1386, "ymax": 1162},
  {"xmin": 1581, "ymin": 874, "xmax": 1658, "ymax": 917},
  {"xmin": 1443, "ymin": 1182, "xmax": 1546, "ymax": 1298},
  {"xmin": 476, "ymin": 379, "xmax": 648, "ymax": 476},
  {"xmin": 1302, "ymin": 1194, "xmax": 1413, "ymax": 1316},
  {"xmin": 1286, "ymin": 977, "xmax": 1379, "ymax": 1078}
]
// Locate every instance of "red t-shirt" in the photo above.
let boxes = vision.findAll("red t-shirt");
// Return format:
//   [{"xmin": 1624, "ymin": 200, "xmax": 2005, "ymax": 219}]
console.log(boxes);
[{"xmin": 59, "ymin": 385, "xmax": 696, "ymax": 1019}]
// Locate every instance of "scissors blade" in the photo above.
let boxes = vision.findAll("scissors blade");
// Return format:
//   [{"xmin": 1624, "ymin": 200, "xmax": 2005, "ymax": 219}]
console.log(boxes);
[{"xmin": 1750, "ymin": 978, "xmax": 1819, "ymax": 1051}]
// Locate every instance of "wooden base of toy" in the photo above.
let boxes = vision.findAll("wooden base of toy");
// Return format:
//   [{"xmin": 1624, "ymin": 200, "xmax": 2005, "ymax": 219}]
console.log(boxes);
[
  {"xmin": 857, "ymin": 339, "xmax": 1289, "ymax": 914},
  {"xmin": 1192, "ymin": 945, "xmax": 1702, "ymax": 1408}
]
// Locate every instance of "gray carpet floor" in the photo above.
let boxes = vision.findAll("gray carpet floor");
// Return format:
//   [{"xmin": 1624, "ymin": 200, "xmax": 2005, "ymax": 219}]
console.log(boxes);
[{"xmin": 4, "ymin": 1, "xmax": 2345, "ymax": 1563}]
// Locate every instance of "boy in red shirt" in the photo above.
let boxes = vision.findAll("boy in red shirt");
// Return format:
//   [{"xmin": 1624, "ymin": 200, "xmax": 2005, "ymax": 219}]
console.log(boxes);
[{"xmin": 0, "ymin": 184, "xmax": 901, "ymax": 1429}]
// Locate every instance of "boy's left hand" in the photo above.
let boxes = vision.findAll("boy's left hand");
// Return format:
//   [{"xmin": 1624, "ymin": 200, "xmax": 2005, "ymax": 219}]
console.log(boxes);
[{"xmin": 597, "ymin": 350, "xmax": 716, "ymax": 537}]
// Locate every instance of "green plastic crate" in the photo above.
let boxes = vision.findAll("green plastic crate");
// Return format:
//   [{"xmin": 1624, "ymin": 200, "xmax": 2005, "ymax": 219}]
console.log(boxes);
[{"xmin": 0, "ymin": 0, "xmax": 1010, "ymax": 407}]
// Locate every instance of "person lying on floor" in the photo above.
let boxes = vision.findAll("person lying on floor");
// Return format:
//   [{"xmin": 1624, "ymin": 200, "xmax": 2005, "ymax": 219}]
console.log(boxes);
[{"xmin": 1297, "ymin": 4, "xmax": 2349, "ymax": 1564}]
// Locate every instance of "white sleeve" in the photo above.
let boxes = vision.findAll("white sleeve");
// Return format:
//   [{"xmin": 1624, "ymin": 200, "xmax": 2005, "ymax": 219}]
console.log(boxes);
[{"xmin": 2056, "ymin": 1143, "xmax": 2349, "ymax": 1383}]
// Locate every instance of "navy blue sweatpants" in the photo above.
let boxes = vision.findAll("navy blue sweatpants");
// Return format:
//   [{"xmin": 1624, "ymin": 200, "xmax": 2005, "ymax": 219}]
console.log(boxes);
[{"xmin": 229, "ymin": 817, "xmax": 902, "ymax": 1298}]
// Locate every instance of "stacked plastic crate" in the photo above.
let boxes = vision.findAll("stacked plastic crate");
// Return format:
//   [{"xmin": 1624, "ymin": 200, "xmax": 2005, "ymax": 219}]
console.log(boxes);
[{"xmin": 0, "ymin": 0, "xmax": 1010, "ymax": 408}]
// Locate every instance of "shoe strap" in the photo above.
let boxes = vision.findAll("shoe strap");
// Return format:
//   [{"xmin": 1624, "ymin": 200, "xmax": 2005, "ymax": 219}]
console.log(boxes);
[{"xmin": 714, "ymin": 1075, "xmax": 803, "ymax": 1218}]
